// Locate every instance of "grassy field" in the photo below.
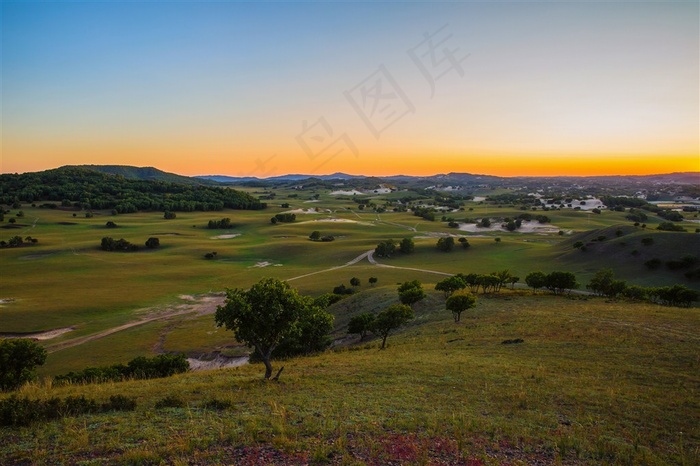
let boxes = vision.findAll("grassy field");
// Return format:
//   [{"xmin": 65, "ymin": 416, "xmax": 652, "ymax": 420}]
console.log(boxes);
[
  {"xmin": 1, "ymin": 191, "xmax": 699, "ymax": 376},
  {"xmin": 1, "ymin": 290, "xmax": 698, "ymax": 465}
]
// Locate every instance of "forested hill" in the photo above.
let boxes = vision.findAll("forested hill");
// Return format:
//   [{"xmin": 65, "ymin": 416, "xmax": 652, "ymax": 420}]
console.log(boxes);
[
  {"xmin": 65, "ymin": 164, "xmax": 218, "ymax": 186},
  {"xmin": 0, "ymin": 167, "xmax": 266, "ymax": 213}
]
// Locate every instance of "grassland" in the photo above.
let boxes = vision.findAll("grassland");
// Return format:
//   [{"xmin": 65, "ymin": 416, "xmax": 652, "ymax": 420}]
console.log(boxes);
[
  {"xmin": 1, "ymin": 289, "xmax": 698, "ymax": 465},
  {"xmin": 1, "ymin": 187, "xmax": 699, "ymax": 464},
  {"xmin": 1, "ymin": 189, "xmax": 698, "ymax": 376}
]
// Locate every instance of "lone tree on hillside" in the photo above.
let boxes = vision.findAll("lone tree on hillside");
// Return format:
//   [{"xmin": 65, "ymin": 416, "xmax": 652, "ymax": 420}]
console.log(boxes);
[
  {"xmin": 0, "ymin": 339, "xmax": 47, "ymax": 391},
  {"xmin": 215, "ymin": 277, "xmax": 310, "ymax": 380},
  {"xmin": 371, "ymin": 304, "xmax": 414, "ymax": 349},
  {"xmin": 445, "ymin": 291, "xmax": 477, "ymax": 322},
  {"xmin": 309, "ymin": 231, "xmax": 321, "ymax": 241},
  {"xmin": 368, "ymin": 277, "xmax": 378, "ymax": 287},
  {"xmin": 398, "ymin": 280, "xmax": 426, "ymax": 308},
  {"xmin": 350, "ymin": 277, "xmax": 361, "ymax": 288}
]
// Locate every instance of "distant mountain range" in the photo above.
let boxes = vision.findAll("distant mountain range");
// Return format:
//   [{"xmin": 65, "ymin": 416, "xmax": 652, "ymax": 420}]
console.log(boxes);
[{"xmin": 63, "ymin": 165, "xmax": 699, "ymax": 187}]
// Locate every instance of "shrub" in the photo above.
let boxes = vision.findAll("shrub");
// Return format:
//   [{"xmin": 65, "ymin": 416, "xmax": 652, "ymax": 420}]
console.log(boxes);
[
  {"xmin": 105, "ymin": 221, "xmax": 118, "ymax": 228},
  {"xmin": 155, "ymin": 396, "xmax": 187, "ymax": 409},
  {"xmin": 202, "ymin": 399, "xmax": 232, "ymax": 411}
]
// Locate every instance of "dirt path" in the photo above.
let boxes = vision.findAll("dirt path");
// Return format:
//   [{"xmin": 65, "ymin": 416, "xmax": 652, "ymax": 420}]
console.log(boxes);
[{"xmin": 45, "ymin": 294, "xmax": 225, "ymax": 354}]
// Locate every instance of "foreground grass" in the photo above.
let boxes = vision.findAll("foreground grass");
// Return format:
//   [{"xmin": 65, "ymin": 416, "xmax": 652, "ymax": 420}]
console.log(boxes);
[{"xmin": 2, "ymin": 293, "xmax": 698, "ymax": 465}]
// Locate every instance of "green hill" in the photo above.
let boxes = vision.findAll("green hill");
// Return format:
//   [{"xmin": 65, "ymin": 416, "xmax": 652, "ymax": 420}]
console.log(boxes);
[
  {"xmin": 66, "ymin": 164, "xmax": 217, "ymax": 185},
  {"xmin": 550, "ymin": 225, "xmax": 700, "ymax": 287}
]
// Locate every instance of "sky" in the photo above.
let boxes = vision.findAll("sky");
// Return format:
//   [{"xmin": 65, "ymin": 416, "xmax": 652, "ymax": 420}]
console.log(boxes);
[{"xmin": 2, "ymin": 0, "xmax": 698, "ymax": 178}]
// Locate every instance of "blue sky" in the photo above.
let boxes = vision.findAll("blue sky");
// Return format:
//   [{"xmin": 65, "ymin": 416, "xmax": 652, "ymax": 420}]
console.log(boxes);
[{"xmin": 2, "ymin": 1, "xmax": 698, "ymax": 176}]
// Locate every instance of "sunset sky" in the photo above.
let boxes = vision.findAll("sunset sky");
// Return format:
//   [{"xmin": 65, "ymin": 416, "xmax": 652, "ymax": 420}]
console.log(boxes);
[{"xmin": 2, "ymin": 1, "xmax": 698, "ymax": 177}]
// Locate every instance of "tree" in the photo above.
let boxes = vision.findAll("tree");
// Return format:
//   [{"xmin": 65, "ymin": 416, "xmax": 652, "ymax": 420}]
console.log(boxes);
[
  {"xmin": 398, "ymin": 280, "xmax": 426, "ymax": 307},
  {"xmin": 435, "ymin": 275, "xmax": 467, "ymax": 298},
  {"xmin": 375, "ymin": 239, "xmax": 396, "ymax": 258},
  {"xmin": 348, "ymin": 313, "xmax": 375, "ymax": 340},
  {"xmin": 145, "ymin": 237, "xmax": 160, "ymax": 249},
  {"xmin": 371, "ymin": 304, "xmax": 414, "ymax": 349},
  {"xmin": 399, "ymin": 237, "xmax": 415, "ymax": 254},
  {"xmin": 269, "ymin": 302, "xmax": 334, "ymax": 359},
  {"xmin": 458, "ymin": 237, "xmax": 470, "ymax": 249},
  {"xmin": 309, "ymin": 231, "xmax": 321, "ymax": 241},
  {"xmin": 445, "ymin": 291, "xmax": 477, "ymax": 322},
  {"xmin": 215, "ymin": 278, "xmax": 310, "ymax": 379},
  {"xmin": 587, "ymin": 268, "xmax": 623, "ymax": 297},
  {"xmin": 368, "ymin": 277, "xmax": 378, "ymax": 287},
  {"xmin": 525, "ymin": 271, "xmax": 547, "ymax": 293},
  {"xmin": 545, "ymin": 271, "xmax": 579, "ymax": 295},
  {"xmin": 350, "ymin": 277, "xmax": 361, "ymax": 288},
  {"xmin": 0, "ymin": 339, "xmax": 47, "ymax": 391},
  {"xmin": 436, "ymin": 236, "xmax": 455, "ymax": 252},
  {"xmin": 163, "ymin": 211, "xmax": 176, "ymax": 219}
]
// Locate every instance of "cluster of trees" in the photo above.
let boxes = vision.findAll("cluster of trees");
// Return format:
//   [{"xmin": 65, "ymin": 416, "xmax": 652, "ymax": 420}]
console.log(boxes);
[
  {"xmin": 0, "ymin": 167, "xmax": 265, "ymax": 213},
  {"xmin": 435, "ymin": 271, "xmax": 519, "ymax": 296},
  {"xmin": 270, "ymin": 213, "xmax": 296, "ymax": 224},
  {"xmin": 657, "ymin": 222, "xmax": 686, "ymax": 232},
  {"xmin": 100, "ymin": 237, "xmax": 160, "ymax": 251},
  {"xmin": 374, "ymin": 238, "xmax": 414, "ymax": 258},
  {"xmin": 54, "ymin": 354, "xmax": 189, "ymax": 385},
  {"xmin": 435, "ymin": 236, "xmax": 470, "ymax": 252},
  {"xmin": 215, "ymin": 278, "xmax": 334, "ymax": 379},
  {"xmin": 412, "ymin": 207, "xmax": 436, "ymax": 222},
  {"xmin": 0, "ymin": 235, "xmax": 38, "ymax": 248},
  {"xmin": 525, "ymin": 271, "xmax": 579, "ymax": 295},
  {"xmin": 207, "ymin": 218, "xmax": 233, "ymax": 229},
  {"xmin": 309, "ymin": 231, "xmax": 335, "ymax": 242},
  {"xmin": 586, "ymin": 268, "xmax": 699, "ymax": 307}
]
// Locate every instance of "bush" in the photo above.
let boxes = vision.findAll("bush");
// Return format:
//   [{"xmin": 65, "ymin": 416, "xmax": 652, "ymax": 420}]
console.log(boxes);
[
  {"xmin": 164, "ymin": 211, "xmax": 176, "ymax": 219},
  {"xmin": 202, "ymin": 399, "xmax": 232, "ymax": 411},
  {"xmin": 54, "ymin": 353, "xmax": 189, "ymax": 385},
  {"xmin": 0, "ymin": 394, "xmax": 136, "ymax": 427},
  {"xmin": 657, "ymin": 222, "xmax": 685, "ymax": 232},
  {"xmin": 105, "ymin": 221, "xmax": 118, "ymax": 228},
  {"xmin": 155, "ymin": 396, "xmax": 187, "ymax": 409}
]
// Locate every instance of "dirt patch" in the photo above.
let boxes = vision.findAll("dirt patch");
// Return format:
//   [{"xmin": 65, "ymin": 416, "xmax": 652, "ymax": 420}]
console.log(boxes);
[
  {"xmin": 0, "ymin": 298, "xmax": 16, "ymax": 305},
  {"xmin": 0, "ymin": 327, "xmax": 74, "ymax": 341},
  {"xmin": 211, "ymin": 234, "xmax": 241, "ymax": 239},
  {"xmin": 249, "ymin": 261, "xmax": 282, "ymax": 268},
  {"xmin": 187, "ymin": 354, "xmax": 249, "ymax": 371}
]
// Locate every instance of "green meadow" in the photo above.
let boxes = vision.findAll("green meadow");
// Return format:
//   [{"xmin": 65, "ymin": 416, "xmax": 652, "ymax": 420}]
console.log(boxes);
[
  {"xmin": 1, "ymin": 188, "xmax": 699, "ymax": 464},
  {"xmin": 1, "ymin": 190, "xmax": 698, "ymax": 376}
]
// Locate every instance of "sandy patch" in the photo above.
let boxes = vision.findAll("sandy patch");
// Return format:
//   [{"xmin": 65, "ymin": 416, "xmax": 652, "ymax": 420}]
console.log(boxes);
[
  {"xmin": 0, "ymin": 327, "xmax": 74, "ymax": 341},
  {"xmin": 296, "ymin": 218, "xmax": 374, "ymax": 226},
  {"xmin": 250, "ymin": 261, "xmax": 278, "ymax": 268},
  {"xmin": 303, "ymin": 199, "xmax": 320, "ymax": 203},
  {"xmin": 330, "ymin": 190, "xmax": 365, "ymax": 196},
  {"xmin": 0, "ymin": 298, "xmax": 16, "ymax": 304},
  {"xmin": 457, "ymin": 220, "xmax": 562, "ymax": 234},
  {"xmin": 211, "ymin": 234, "xmax": 241, "ymax": 239},
  {"xmin": 472, "ymin": 196, "xmax": 486, "ymax": 202},
  {"xmin": 188, "ymin": 355, "xmax": 249, "ymax": 371},
  {"xmin": 284, "ymin": 208, "xmax": 325, "ymax": 214}
]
